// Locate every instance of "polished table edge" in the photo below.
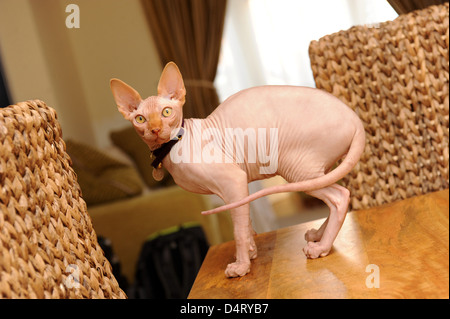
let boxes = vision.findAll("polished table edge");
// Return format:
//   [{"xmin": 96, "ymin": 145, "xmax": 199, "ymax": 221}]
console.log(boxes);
[{"xmin": 189, "ymin": 189, "xmax": 449, "ymax": 299}]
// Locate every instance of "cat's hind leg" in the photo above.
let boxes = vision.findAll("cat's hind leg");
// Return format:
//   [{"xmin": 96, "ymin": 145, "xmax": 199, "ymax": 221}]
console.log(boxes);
[
  {"xmin": 304, "ymin": 217, "xmax": 329, "ymax": 242},
  {"xmin": 303, "ymin": 183, "xmax": 350, "ymax": 258}
]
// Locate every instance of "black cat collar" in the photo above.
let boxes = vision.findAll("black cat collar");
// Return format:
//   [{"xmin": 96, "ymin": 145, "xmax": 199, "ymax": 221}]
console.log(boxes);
[{"xmin": 151, "ymin": 122, "xmax": 184, "ymax": 169}]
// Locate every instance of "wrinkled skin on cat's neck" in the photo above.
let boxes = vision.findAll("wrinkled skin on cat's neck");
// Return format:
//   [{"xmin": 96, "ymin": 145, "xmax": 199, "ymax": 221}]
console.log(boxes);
[{"xmin": 110, "ymin": 62, "xmax": 365, "ymax": 278}]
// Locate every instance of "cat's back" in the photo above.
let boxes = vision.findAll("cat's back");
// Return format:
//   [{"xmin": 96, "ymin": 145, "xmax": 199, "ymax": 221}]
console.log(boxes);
[{"xmin": 207, "ymin": 85, "xmax": 355, "ymax": 128}]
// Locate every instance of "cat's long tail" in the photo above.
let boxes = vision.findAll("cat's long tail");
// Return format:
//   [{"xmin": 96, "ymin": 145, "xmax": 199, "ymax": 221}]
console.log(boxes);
[{"xmin": 201, "ymin": 124, "xmax": 366, "ymax": 215}]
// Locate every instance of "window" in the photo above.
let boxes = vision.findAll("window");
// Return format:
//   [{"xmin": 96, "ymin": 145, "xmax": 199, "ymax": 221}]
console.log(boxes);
[{"xmin": 215, "ymin": 0, "xmax": 398, "ymax": 101}]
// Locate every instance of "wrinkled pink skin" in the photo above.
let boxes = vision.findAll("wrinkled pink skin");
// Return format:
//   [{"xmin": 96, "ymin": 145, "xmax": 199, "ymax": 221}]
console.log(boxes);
[{"xmin": 111, "ymin": 62, "xmax": 365, "ymax": 278}]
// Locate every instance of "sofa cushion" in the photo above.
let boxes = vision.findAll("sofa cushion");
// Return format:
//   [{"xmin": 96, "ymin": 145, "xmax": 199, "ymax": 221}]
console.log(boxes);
[{"xmin": 66, "ymin": 139, "xmax": 143, "ymax": 206}]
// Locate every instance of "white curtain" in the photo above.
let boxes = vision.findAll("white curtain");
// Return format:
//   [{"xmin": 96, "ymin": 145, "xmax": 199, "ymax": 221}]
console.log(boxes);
[{"xmin": 215, "ymin": 0, "xmax": 398, "ymax": 101}]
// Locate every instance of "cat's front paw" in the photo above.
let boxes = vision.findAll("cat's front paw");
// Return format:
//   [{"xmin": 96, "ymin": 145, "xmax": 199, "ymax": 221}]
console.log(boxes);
[
  {"xmin": 303, "ymin": 242, "xmax": 330, "ymax": 259},
  {"xmin": 249, "ymin": 238, "xmax": 258, "ymax": 260},
  {"xmin": 225, "ymin": 261, "xmax": 251, "ymax": 278}
]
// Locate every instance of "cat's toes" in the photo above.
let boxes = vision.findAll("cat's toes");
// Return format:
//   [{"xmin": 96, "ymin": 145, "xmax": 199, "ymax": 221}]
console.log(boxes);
[
  {"xmin": 249, "ymin": 245, "xmax": 258, "ymax": 260},
  {"xmin": 249, "ymin": 239, "xmax": 258, "ymax": 259},
  {"xmin": 225, "ymin": 261, "xmax": 251, "ymax": 278},
  {"xmin": 304, "ymin": 228, "xmax": 322, "ymax": 242},
  {"xmin": 303, "ymin": 242, "xmax": 330, "ymax": 259}
]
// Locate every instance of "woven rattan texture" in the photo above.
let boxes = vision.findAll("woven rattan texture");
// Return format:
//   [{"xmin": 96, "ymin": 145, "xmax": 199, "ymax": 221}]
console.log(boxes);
[
  {"xmin": 0, "ymin": 100, "xmax": 126, "ymax": 298},
  {"xmin": 309, "ymin": 3, "xmax": 449, "ymax": 210}
]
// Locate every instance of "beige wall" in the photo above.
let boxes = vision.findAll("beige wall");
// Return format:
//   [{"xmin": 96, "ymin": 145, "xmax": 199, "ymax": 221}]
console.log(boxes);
[{"xmin": 0, "ymin": 0, "xmax": 161, "ymax": 148}]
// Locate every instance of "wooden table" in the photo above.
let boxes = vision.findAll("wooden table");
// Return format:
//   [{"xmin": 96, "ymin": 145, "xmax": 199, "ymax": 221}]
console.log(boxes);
[{"xmin": 188, "ymin": 189, "xmax": 449, "ymax": 299}]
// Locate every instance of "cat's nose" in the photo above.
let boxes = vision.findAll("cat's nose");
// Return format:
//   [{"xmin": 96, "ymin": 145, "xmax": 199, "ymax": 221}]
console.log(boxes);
[{"xmin": 151, "ymin": 127, "xmax": 161, "ymax": 135}]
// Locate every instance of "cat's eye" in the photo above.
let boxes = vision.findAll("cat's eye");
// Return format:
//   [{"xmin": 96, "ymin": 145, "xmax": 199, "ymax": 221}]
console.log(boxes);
[
  {"xmin": 162, "ymin": 107, "xmax": 172, "ymax": 117},
  {"xmin": 135, "ymin": 115, "xmax": 146, "ymax": 124}
]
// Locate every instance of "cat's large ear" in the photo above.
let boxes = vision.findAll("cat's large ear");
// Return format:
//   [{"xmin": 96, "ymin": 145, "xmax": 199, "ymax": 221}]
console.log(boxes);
[
  {"xmin": 157, "ymin": 62, "xmax": 186, "ymax": 103},
  {"xmin": 110, "ymin": 78, "xmax": 142, "ymax": 120}
]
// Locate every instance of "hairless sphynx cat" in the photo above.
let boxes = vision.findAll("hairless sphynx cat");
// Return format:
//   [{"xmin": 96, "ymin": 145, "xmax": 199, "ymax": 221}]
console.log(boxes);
[{"xmin": 110, "ymin": 62, "xmax": 365, "ymax": 278}]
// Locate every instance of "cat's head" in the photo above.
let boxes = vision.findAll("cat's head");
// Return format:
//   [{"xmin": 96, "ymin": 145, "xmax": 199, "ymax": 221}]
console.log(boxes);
[{"xmin": 110, "ymin": 62, "xmax": 186, "ymax": 151}]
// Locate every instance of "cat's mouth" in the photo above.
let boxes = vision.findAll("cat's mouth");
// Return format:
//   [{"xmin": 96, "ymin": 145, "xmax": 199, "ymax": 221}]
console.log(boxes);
[
  {"xmin": 155, "ymin": 137, "xmax": 170, "ymax": 144},
  {"xmin": 153, "ymin": 133, "xmax": 170, "ymax": 145},
  {"xmin": 141, "ymin": 129, "xmax": 171, "ymax": 149}
]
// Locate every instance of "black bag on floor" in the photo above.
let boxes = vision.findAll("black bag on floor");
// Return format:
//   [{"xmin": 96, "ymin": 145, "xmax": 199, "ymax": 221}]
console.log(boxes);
[
  {"xmin": 97, "ymin": 235, "xmax": 129, "ymax": 292},
  {"xmin": 129, "ymin": 222, "xmax": 209, "ymax": 299}
]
